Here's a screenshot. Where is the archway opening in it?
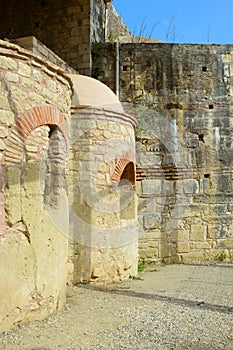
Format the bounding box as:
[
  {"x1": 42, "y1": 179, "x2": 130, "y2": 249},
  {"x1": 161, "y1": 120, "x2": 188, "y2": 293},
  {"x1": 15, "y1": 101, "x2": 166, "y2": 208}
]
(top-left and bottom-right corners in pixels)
[{"x1": 120, "y1": 161, "x2": 135, "y2": 186}]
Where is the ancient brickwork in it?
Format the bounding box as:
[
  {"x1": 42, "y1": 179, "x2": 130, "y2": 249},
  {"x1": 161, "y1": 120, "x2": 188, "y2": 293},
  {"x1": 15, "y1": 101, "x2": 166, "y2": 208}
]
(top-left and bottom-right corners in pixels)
[
  {"x1": 12, "y1": 37, "x2": 76, "y2": 74},
  {"x1": 0, "y1": 1, "x2": 130, "y2": 75},
  {"x1": 0, "y1": 40, "x2": 72, "y2": 332},
  {"x1": 0, "y1": 0, "x2": 91, "y2": 74},
  {"x1": 67, "y1": 106, "x2": 138, "y2": 284},
  {"x1": 93, "y1": 43, "x2": 233, "y2": 263}
]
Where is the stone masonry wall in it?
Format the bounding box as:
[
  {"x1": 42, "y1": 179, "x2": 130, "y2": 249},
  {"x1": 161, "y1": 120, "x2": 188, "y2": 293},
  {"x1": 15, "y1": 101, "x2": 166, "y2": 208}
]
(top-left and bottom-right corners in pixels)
[
  {"x1": 92, "y1": 43, "x2": 233, "y2": 263},
  {"x1": 0, "y1": 0, "x2": 91, "y2": 74},
  {"x1": 0, "y1": 40, "x2": 72, "y2": 332},
  {"x1": 106, "y1": 3, "x2": 131, "y2": 42},
  {"x1": 12, "y1": 36, "x2": 76, "y2": 74},
  {"x1": 0, "y1": 1, "x2": 131, "y2": 75},
  {"x1": 67, "y1": 107, "x2": 138, "y2": 284},
  {"x1": 91, "y1": 1, "x2": 131, "y2": 44}
]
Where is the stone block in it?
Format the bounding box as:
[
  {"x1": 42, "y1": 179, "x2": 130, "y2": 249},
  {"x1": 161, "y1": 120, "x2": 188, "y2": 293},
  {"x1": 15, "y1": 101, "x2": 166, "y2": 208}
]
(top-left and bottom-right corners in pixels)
[
  {"x1": 18, "y1": 62, "x2": 31, "y2": 77},
  {"x1": 159, "y1": 243, "x2": 177, "y2": 258},
  {"x1": 218, "y1": 174, "x2": 232, "y2": 192},
  {"x1": 143, "y1": 213, "x2": 161, "y2": 229},
  {"x1": 139, "y1": 229, "x2": 161, "y2": 241},
  {"x1": 177, "y1": 242, "x2": 190, "y2": 253},
  {"x1": 4, "y1": 167, "x2": 22, "y2": 225},
  {"x1": 5, "y1": 72, "x2": 19, "y2": 83},
  {"x1": 208, "y1": 224, "x2": 221, "y2": 239},
  {"x1": 0, "y1": 110, "x2": 15, "y2": 126},
  {"x1": 190, "y1": 225, "x2": 207, "y2": 241},
  {"x1": 138, "y1": 154, "x2": 161, "y2": 167},
  {"x1": 0, "y1": 126, "x2": 8, "y2": 138},
  {"x1": 0, "y1": 139, "x2": 5, "y2": 150},
  {"x1": 141, "y1": 179, "x2": 163, "y2": 195},
  {"x1": 181, "y1": 251, "x2": 204, "y2": 263},
  {"x1": 0, "y1": 96, "x2": 7, "y2": 108},
  {"x1": 21, "y1": 76, "x2": 34, "y2": 88},
  {"x1": 195, "y1": 242, "x2": 212, "y2": 249},
  {"x1": 225, "y1": 238, "x2": 233, "y2": 249},
  {"x1": 176, "y1": 179, "x2": 199, "y2": 194},
  {"x1": 11, "y1": 86, "x2": 28, "y2": 101},
  {"x1": 169, "y1": 229, "x2": 189, "y2": 242},
  {"x1": 0, "y1": 56, "x2": 17, "y2": 71}
]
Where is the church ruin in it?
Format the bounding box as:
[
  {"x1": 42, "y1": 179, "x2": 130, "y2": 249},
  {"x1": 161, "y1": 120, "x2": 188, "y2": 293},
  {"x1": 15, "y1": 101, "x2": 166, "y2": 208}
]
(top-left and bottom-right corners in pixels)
[{"x1": 0, "y1": 0, "x2": 232, "y2": 332}]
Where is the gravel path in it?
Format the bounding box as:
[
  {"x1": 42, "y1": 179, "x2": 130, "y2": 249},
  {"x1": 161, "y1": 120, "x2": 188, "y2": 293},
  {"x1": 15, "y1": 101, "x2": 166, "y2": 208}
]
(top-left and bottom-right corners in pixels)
[{"x1": 0, "y1": 264, "x2": 233, "y2": 350}]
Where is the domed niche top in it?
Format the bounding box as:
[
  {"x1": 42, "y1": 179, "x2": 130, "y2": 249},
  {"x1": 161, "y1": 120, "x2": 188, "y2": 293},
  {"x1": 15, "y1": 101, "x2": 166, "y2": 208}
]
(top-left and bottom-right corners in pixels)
[{"x1": 69, "y1": 74, "x2": 124, "y2": 113}]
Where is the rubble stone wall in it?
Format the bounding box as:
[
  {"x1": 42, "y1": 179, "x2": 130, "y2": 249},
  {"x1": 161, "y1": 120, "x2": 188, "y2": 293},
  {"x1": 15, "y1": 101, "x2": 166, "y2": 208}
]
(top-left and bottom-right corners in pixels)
[
  {"x1": 0, "y1": 0, "x2": 91, "y2": 74},
  {"x1": 67, "y1": 107, "x2": 138, "y2": 284},
  {"x1": 92, "y1": 43, "x2": 233, "y2": 263},
  {"x1": 0, "y1": 40, "x2": 72, "y2": 332}
]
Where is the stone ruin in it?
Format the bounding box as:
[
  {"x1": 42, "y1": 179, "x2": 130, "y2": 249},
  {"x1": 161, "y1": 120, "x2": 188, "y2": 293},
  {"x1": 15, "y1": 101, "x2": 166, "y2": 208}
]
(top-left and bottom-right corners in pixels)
[{"x1": 0, "y1": 0, "x2": 232, "y2": 332}]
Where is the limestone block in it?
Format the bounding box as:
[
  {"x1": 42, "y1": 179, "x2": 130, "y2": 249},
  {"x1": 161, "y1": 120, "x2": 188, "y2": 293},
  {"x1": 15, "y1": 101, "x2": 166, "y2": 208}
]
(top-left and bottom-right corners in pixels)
[
  {"x1": 218, "y1": 175, "x2": 232, "y2": 193},
  {"x1": 208, "y1": 224, "x2": 221, "y2": 239},
  {"x1": 0, "y1": 139, "x2": 5, "y2": 150},
  {"x1": 143, "y1": 213, "x2": 161, "y2": 229},
  {"x1": 0, "y1": 96, "x2": 7, "y2": 108},
  {"x1": 225, "y1": 238, "x2": 233, "y2": 249},
  {"x1": 139, "y1": 229, "x2": 161, "y2": 240},
  {"x1": 138, "y1": 154, "x2": 161, "y2": 167},
  {"x1": 141, "y1": 179, "x2": 162, "y2": 195},
  {"x1": 10, "y1": 86, "x2": 28, "y2": 101},
  {"x1": 18, "y1": 62, "x2": 31, "y2": 77},
  {"x1": 21, "y1": 76, "x2": 34, "y2": 89},
  {"x1": 181, "y1": 251, "x2": 204, "y2": 263},
  {"x1": 0, "y1": 234, "x2": 35, "y2": 333},
  {"x1": 195, "y1": 241, "x2": 212, "y2": 249},
  {"x1": 139, "y1": 247, "x2": 158, "y2": 260},
  {"x1": 5, "y1": 72, "x2": 19, "y2": 83},
  {"x1": 177, "y1": 242, "x2": 190, "y2": 253},
  {"x1": 0, "y1": 56, "x2": 17, "y2": 71},
  {"x1": 0, "y1": 126, "x2": 8, "y2": 138},
  {"x1": 169, "y1": 229, "x2": 189, "y2": 242},
  {"x1": 176, "y1": 179, "x2": 199, "y2": 194},
  {"x1": 159, "y1": 243, "x2": 177, "y2": 258},
  {"x1": 0, "y1": 110, "x2": 15, "y2": 126},
  {"x1": 190, "y1": 224, "x2": 207, "y2": 241},
  {"x1": 4, "y1": 167, "x2": 22, "y2": 225}
]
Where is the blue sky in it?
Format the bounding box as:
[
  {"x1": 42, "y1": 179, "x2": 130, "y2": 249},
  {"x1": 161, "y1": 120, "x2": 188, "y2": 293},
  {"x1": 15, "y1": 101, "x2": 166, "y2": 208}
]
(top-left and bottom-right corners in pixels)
[{"x1": 112, "y1": 0, "x2": 233, "y2": 44}]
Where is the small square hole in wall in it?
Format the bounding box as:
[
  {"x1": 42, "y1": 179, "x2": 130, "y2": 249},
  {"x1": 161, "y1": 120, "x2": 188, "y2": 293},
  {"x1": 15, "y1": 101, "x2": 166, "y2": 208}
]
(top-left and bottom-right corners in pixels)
[
  {"x1": 209, "y1": 104, "x2": 214, "y2": 109},
  {"x1": 204, "y1": 174, "x2": 210, "y2": 178},
  {"x1": 202, "y1": 66, "x2": 208, "y2": 72},
  {"x1": 122, "y1": 65, "x2": 128, "y2": 71}
]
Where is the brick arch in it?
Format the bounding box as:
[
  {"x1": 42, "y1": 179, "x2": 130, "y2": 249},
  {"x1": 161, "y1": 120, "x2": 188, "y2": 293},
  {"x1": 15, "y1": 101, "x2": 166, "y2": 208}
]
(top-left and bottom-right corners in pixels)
[
  {"x1": 112, "y1": 158, "x2": 136, "y2": 185},
  {"x1": 5, "y1": 105, "x2": 67, "y2": 164}
]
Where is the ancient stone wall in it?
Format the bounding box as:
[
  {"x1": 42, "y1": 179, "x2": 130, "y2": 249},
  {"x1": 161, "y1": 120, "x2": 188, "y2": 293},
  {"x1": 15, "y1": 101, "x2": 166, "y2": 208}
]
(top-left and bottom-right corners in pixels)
[
  {"x1": 0, "y1": 40, "x2": 72, "y2": 332},
  {"x1": 12, "y1": 37, "x2": 76, "y2": 74},
  {"x1": 67, "y1": 106, "x2": 138, "y2": 284},
  {"x1": 90, "y1": 1, "x2": 131, "y2": 44},
  {"x1": 0, "y1": 0, "x2": 91, "y2": 74},
  {"x1": 106, "y1": 3, "x2": 131, "y2": 42},
  {"x1": 92, "y1": 43, "x2": 233, "y2": 263},
  {"x1": 0, "y1": 1, "x2": 131, "y2": 75}
]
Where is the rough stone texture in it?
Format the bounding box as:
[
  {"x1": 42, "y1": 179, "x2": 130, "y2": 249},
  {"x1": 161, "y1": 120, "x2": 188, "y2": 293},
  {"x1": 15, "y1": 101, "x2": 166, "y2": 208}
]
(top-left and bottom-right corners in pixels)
[
  {"x1": 93, "y1": 43, "x2": 233, "y2": 264},
  {"x1": 0, "y1": 0, "x2": 91, "y2": 74},
  {"x1": 12, "y1": 36, "x2": 76, "y2": 74},
  {"x1": 0, "y1": 40, "x2": 72, "y2": 332},
  {"x1": 67, "y1": 107, "x2": 138, "y2": 284},
  {"x1": 0, "y1": 38, "x2": 138, "y2": 332},
  {"x1": 106, "y1": 3, "x2": 131, "y2": 42},
  {"x1": 0, "y1": 1, "x2": 129, "y2": 75}
]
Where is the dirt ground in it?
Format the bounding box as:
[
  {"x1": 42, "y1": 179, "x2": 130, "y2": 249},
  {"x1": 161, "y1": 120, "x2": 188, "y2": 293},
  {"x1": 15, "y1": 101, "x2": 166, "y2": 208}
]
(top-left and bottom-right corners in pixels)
[{"x1": 1, "y1": 263, "x2": 233, "y2": 350}]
